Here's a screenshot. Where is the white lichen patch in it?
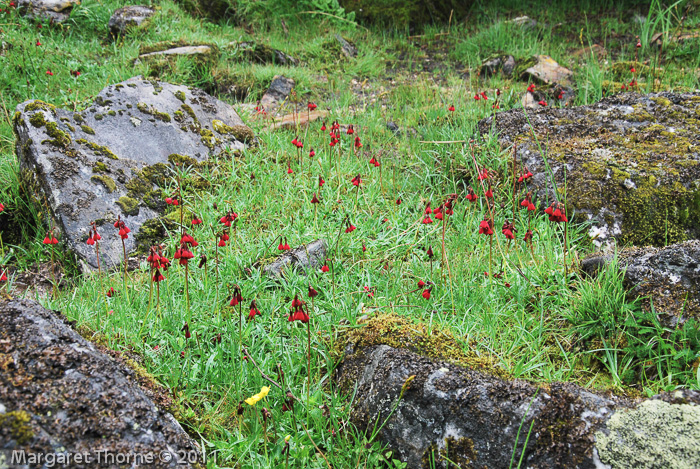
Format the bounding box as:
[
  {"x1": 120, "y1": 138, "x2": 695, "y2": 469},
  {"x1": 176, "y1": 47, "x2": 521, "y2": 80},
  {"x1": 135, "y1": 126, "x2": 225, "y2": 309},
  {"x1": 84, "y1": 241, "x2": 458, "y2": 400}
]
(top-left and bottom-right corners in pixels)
[{"x1": 595, "y1": 400, "x2": 700, "y2": 469}]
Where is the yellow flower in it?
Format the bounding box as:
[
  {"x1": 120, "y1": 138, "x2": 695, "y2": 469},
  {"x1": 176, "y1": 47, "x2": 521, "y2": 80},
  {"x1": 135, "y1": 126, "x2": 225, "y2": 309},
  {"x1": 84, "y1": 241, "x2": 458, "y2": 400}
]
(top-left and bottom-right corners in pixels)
[
  {"x1": 285, "y1": 435, "x2": 291, "y2": 443},
  {"x1": 244, "y1": 386, "x2": 270, "y2": 406}
]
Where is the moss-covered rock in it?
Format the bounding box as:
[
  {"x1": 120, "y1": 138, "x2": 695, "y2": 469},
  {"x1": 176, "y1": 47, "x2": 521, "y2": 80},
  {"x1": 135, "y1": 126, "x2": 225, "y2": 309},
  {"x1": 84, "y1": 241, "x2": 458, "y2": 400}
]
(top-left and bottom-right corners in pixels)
[
  {"x1": 339, "y1": 0, "x2": 471, "y2": 29},
  {"x1": 479, "y1": 92, "x2": 700, "y2": 247},
  {"x1": 90, "y1": 174, "x2": 117, "y2": 193},
  {"x1": 116, "y1": 196, "x2": 140, "y2": 216}
]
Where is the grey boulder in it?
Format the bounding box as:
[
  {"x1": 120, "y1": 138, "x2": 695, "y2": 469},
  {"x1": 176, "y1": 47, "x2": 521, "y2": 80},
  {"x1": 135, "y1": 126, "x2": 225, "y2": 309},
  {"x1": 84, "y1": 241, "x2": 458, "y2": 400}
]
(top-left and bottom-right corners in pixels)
[
  {"x1": 17, "y1": 0, "x2": 78, "y2": 23},
  {"x1": 14, "y1": 76, "x2": 254, "y2": 271},
  {"x1": 109, "y1": 5, "x2": 156, "y2": 37},
  {"x1": 0, "y1": 299, "x2": 201, "y2": 468}
]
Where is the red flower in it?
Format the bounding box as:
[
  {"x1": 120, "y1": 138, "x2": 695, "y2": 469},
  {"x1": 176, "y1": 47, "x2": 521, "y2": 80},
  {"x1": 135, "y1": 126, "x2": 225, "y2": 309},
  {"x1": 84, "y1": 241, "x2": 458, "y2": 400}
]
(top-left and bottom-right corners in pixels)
[
  {"x1": 544, "y1": 201, "x2": 568, "y2": 223},
  {"x1": 308, "y1": 286, "x2": 319, "y2": 298},
  {"x1": 484, "y1": 188, "x2": 493, "y2": 199},
  {"x1": 0, "y1": 270, "x2": 7, "y2": 282},
  {"x1": 396, "y1": 198, "x2": 402, "y2": 205},
  {"x1": 523, "y1": 229, "x2": 533, "y2": 243},
  {"x1": 106, "y1": 287, "x2": 116, "y2": 297},
  {"x1": 422, "y1": 216, "x2": 433, "y2": 224},
  {"x1": 351, "y1": 174, "x2": 361, "y2": 186},
  {"x1": 191, "y1": 216, "x2": 203, "y2": 225},
  {"x1": 321, "y1": 263, "x2": 330, "y2": 273},
  {"x1": 345, "y1": 223, "x2": 356, "y2": 234},
  {"x1": 477, "y1": 168, "x2": 489, "y2": 181},
  {"x1": 309, "y1": 149, "x2": 316, "y2": 158},
  {"x1": 538, "y1": 100, "x2": 547, "y2": 107},
  {"x1": 321, "y1": 122, "x2": 327, "y2": 131},
  {"x1": 630, "y1": 67, "x2": 636, "y2": 73},
  {"x1": 448, "y1": 104, "x2": 455, "y2": 112},
  {"x1": 473, "y1": 94, "x2": 480, "y2": 101},
  {"x1": 478, "y1": 217, "x2": 493, "y2": 236},
  {"x1": 346, "y1": 124, "x2": 355, "y2": 135},
  {"x1": 354, "y1": 136, "x2": 362, "y2": 148},
  {"x1": 220, "y1": 212, "x2": 238, "y2": 227},
  {"x1": 310, "y1": 193, "x2": 320, "y2": 204},
  {"x1": 308, "y1": 102, "x2": 317, "y2": 111},
  {"x1": 501, "y1": 221, "x2": 516, "y2": 240},
  {"x1": 480, "y1": 91, "x2": 488, "y2": 100},
  {"x1": 180, "y1": 232, "x2": 198, "y2": 247},
  {"x1": 527, "y1": 83, "x2": 535, "y2": 93},
  {"x1": 46, "y1": 69, "x2": 53, "y2": 76},
  {"x1": 152, "y1": 269, "x2": 165, "y2": 282},
  {"x1": 417, "y1": 280, "x2": 425, "y2": 288},
  {"x1": 287, "y1": 165, "x2": 294, "y2": 174},
  {"x1": 520, "y1": 192, "x2": 536, "y2": 211},
  {"x1": 229, "y1": 286, "x2": 243, "y2": 306},
  {"x1": 36, "y1": 40, "x2": 42, "y2": 46},
  {"x1": 174, "y1": 245, "x2": 194, "y2": 265},
  {"x1": 422, "y1": 288, "x2": 431, "y2": 300},
  {"x1": 319, "y1": 176, "x2": 325, "y2": 188},
  {"x1": 248, "y1": 300, "x2": 261, "y2": 320},
  {"x1": 466, "y1": 187, "x2": 477, "y2": 202},
  {"x1": 0, "y1": 203, "x2": 4, "y2": 212},
  {"x1": 71, "y1": 70, "x2": 81, "y2": 77},
  {"x1": 426, "y1": 246, "x2": 434, "y2": 258},
  {"x1": 182, "y1": 322, "x2": 191, "y2": 339},
  {"x1": 43, "y1": 232, "x2": 58, "y2": 244}
]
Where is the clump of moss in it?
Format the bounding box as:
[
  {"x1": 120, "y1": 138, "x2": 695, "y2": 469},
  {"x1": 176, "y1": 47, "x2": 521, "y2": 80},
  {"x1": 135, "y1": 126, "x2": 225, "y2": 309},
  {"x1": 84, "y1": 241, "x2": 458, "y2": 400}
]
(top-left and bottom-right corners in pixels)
[
  {"x1": 107, "y1": 110, "x2": 117, "y2": 116},
  {"x1": 135, "y1": 216, "x2": 179, "y2": 253},
  {"x1": 116, "y1": 196, "x2": 140, "y2": 216},
  {"x1": 168, "y1": 153, "x2": 198, "y2": 167},
  {"x1": 73, "y1": 113, "x2": 85, "y2": 124},
  {"x1": 137, "y1": 102, "x2": 171, "y2": 122},
  {"x1": 175, "y1": 90, "x2": 186, "y2": 102},
  {"x1": 24, "y1": 100, "x2": 55, "y2": 113},
  {"x1": 76, "y1": 139, "x2": 119, "y2": 160},
  {"x1": 94, "y1": 114, "x2": 104, "y2": 121},
  {"x1": 0, "y1": 410, "x2": 34, "y2": 445},
  {"x1": 141, "y1": 162, "x2": 170, "y2": 185},
  {"x1": 43, "y1": 122, "x2": 72, "y2": 148},
  {"x1": 80, "y1": 124, "x2": 95, "y2": 135},
  {"x1": 335, "y1": 313, "x2": 506, "y2": 377},
  {"x1": 212, "y1": 119, "x2": 255, "y2": 142},
  {"x1": 90, "y1": 174, "x2": 117, "y2": 192},
  {"x1": 29, "y1": 112, "x2": 47, "y2": 128},
  {"x1": 92, "y1": 161, "x2": 109, "y2": 173},
  {"x1": 199, "y1": 128, "x2": 217, "y2": 149}
]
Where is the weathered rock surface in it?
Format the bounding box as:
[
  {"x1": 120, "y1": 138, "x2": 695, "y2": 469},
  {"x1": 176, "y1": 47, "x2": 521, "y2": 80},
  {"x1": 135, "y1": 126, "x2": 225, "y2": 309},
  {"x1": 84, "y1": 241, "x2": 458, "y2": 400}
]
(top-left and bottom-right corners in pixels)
[
  {"x1": 582, "y1": 240, "x2": 700, "y2": 327},
  {"x1": 478, "y1": 92, "x2": 700, "y2": 247},
  {"x1": 139, "y1": 45, "x2": 215, "y2": 61},
  {"x1": 337, "y1": 339, "x2": 700, "y2": 469},
  {"x1": 234, "y1": 42, "x2": 298, "y2": 66},
  {"x1": 17, "y1": 0, "x2": 78, "y2": 23},
  {"x1": 269, "y1": 109, "x2": 329, "y2": 131},
  {"x1": 479, "y1": 54, "x2": 515, "y2": 78},
  {"x1": 335, "y1": 34, "x2": 358, "y2": 58},
  {"x1": 14, "y1": 76, "x2": 253, "y2": 270},
  {"x1": 108, "y1": 5, "x2": 156, "y2": 37},
  {"x1": 519, "y1": 54, "x2": 573, "y2": 86},
  {"x1": 0, "y1": 299, "x2": 201, "y2": 468},
  {"x1": 259, "y1": 75, "x2": 295, "y2": 112},
  {"x1": 261, "y1": 239, "x2": 327, "y2": 278}
]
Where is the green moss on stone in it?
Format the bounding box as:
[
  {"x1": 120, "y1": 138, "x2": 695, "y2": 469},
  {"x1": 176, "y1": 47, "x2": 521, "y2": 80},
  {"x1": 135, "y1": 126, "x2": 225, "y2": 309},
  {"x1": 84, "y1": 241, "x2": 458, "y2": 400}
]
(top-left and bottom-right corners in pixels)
[
  {"x1": 76, "y1": 139, "x2": 119, "y2": 160},
  {"x1": 24, "y1": 100, "x2": 55, "y2": 113},
  {"x1": 168, "y1": 153, "x2": 198, "y2": 167},
  {"x1": 108, "y1": 110, "x2": 117, "y2": 116},
  {"x1": 92, "y1": 161, "x2": 109, "y2": 173},
  {"x1": 90, "y1": 174, "x2": 117, "y2": 192},
  {"x1": 29, "y1": 112, "x2": 47, "y2": 128},
  {"x1": 80, "y1": 124, "x2": 95, "y2": 135},
  {"x1": 212, "y1": 119, "x2": 255, "y2": 142},
  {"x1": 141, "y1": 162, "x2": 170, "y2": 185},
  {"x1": 0, "y1": 410, "x2": 34, "y2": 445},
  {"x1": 116, "y1": 196, "x2": 140, "y2": 216},
  {"x1": 95, "y1": 114, "x2": 104, "y2": 121},
  {"x1": 175, "y1": 90, "x2": 186, "y2": 102},
  {"x1": 43, "y1": 122, "x2": 72, "y2": 148},
  {"x1": 73, "y1": 113, "x2": 85, "y2": 124},
  {"x1": 135, "y1": 216, "x2": 179, "y2": 253}
]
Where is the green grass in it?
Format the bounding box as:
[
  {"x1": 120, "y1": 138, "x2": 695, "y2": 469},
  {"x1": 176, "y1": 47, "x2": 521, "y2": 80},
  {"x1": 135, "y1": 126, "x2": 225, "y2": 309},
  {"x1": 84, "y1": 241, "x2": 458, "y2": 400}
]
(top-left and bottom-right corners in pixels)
[{"x1": 1, "y1": 0, "x2": 699, "y2": 466}]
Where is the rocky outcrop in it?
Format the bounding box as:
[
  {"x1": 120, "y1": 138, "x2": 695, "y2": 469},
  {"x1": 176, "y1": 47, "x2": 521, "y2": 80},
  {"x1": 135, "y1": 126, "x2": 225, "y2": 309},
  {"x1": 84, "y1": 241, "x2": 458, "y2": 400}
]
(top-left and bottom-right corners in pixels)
[
  {"x1": 0, "y1": 299, "x2": 201, "y2": 468},
  {"x1": 17, "y1": 0, "x2": 78, "y2": 23},
  {"x1": 259, "y1": 75, "x2": 295, "y2": 112},
  {"x1": 260, "y1": 239, "x2": 327, "y2": 278},
  {"x1": 234, "y1": 42, "x2": 298, "y2": 66},
  {"x1": 582, "y1": 240, "x2": 700, "y2": 327},
  {"x1": 336, "y1": 320, "x2": 700, "y2": 469},
  {"x1": 478, "y1": 92, "x2": 700, "y2": 247},
  {"x1": 13, "y1": 76, "x2": 253, "y2": 270},
  {"x1": 335, "y1": 34, "x2": 358, "y2": 58},
  {"x1": 138, "y1": 43, "x2": 217, "y2": 63},
  {"x1": 108, "y1": 5, "x2": 156, "y2": 37}
]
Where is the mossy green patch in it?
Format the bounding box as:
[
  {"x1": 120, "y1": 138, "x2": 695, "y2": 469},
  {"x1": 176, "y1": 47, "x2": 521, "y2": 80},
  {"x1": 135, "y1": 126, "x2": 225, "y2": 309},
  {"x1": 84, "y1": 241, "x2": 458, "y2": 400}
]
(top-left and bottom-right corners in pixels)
[
  {"x1": 212, "y1": 119, "x2": 255, "y2": 142},
  {"x1": 76, "y1": 139, "x2": 118, "y2": 160},
  {"x1": 334, "y1": 313, "x2": 506, "y2": 381},
  {"x1": 94, "y1": 114, "x2": 104, "y2": 121},
  {"x1": 137, "y1": 102, "x2": 171, "y2": 122},
  {"x1": 92, "y1": 161, "x2": 109, "y2": 173},
  {"x1": 116, "y1": 196, "x2": 140, "y2": 216},
  {"x1": 43, "y1": 122, "x2": 72, "y2": 148},
  {"x1": 168, "y1": 153, "x2": 198, "y2": 167},
  {"x1": 175, "y1": 90, "x2": 186, "y2": 102},
  {"x1": 80, "y1": 124, "x2": 95, "y2": 135},
  {"x1": 29, "y1": 112, "x2": 47, "y2": 128},
  {"x1": 24, "y1": 100, "x2": 55, "y2": 113},
  {"x1": 90, "y1": 174, "x2": 117, "y2": 192},
  {"x1": 135, "y1": 216, "x2": 179, "y2": 253},
  {"x1": 0, "y1": 410, "x2": 34, "y2": 445}
]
